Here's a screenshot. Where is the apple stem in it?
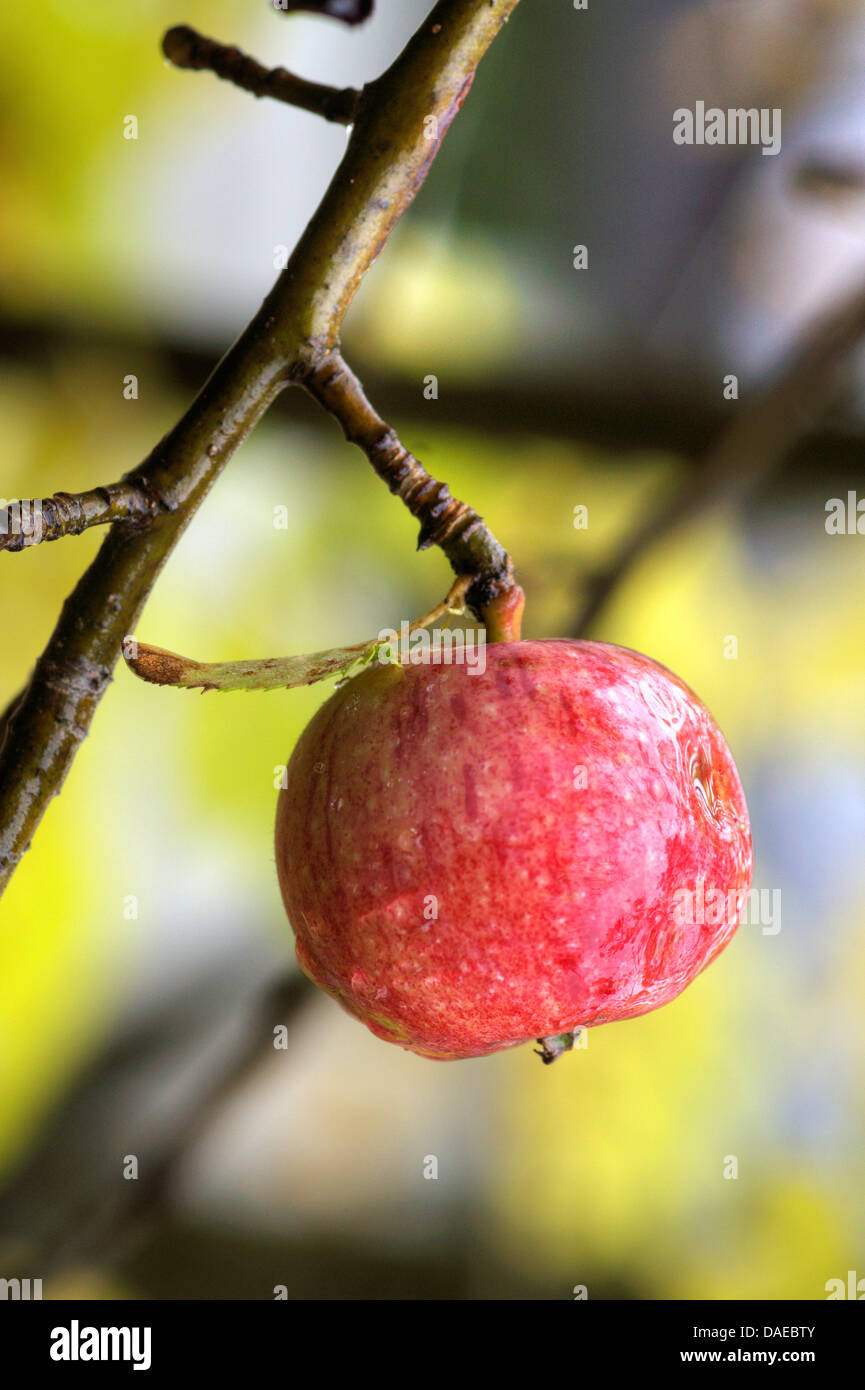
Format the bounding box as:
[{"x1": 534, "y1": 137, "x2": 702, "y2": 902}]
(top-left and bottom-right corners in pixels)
[
  {"x1": 482, "y1": 585, "x2": 525, "y2": 644},
  {"x1": 535, "y1": 1029, "x2": 581, "y2": 1064}
]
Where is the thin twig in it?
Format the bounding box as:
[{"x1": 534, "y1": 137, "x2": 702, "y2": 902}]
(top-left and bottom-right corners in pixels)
[
  {"x1": 162, "y1": 25, "x2": 361, "y2": 124},
  {"x1": 303, "y1": 352, "x2": 514, "y2": 616},
  {"x1": 0, "y1": 482, "x2": 162, "y2": 552},
  {"x1": 410, "y1": 574, "x2": 472, "y2": 629}
]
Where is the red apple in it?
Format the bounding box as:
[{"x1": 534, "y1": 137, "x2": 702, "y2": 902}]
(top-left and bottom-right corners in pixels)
[{"x1": 275, "y1": 640, "x2": 752, "y2": 1060}]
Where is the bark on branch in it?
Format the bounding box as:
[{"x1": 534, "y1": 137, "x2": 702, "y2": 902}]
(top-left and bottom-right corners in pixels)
[
  {"x1": 0, "y1": 483, "x2": 163, "y2": 552},
  {"x1": 302, "y1": 352, "x2": 514, "y2": 614}
]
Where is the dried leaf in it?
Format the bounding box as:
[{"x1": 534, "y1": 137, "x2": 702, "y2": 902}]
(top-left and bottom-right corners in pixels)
[
  {"x1": 122, "y1": 634, "x2": 395, "y2": 693},
  {"x1": 122, "y1": 577, "x2": 473, "y2": 695}
]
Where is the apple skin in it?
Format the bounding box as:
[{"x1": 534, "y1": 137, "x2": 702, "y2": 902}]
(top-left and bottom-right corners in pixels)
[{"x1": 275, "y1": 640, "x2": 752, "y2": 1060}]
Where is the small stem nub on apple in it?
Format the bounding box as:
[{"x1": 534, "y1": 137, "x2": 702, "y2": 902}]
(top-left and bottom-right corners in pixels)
[
  {"x1": 482, "y1": 585, "x2": 525, "y2": 644},
  {"x1": 535, "y1": 1029, "x2": 581, "y2": 1064}
]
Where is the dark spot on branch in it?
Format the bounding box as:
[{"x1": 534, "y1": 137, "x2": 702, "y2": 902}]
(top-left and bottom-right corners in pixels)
[{"x1": 272, "y1": 0, "x2": 374, "y2": 24}]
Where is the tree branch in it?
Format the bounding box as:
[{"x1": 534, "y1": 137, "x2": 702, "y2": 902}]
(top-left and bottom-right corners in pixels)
[
  {"x1": 302, "y1": 351, "x2": 514, "y2": 615},
  {"x1": 0, "y1": 483, "x2": 162, "y2": 552},
  {"x1": 0, "y1": 0, "x2": 520, "y2": 898},
  {"x1": 162, "y1": 24, "x2": 361, "y2": 124}
]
